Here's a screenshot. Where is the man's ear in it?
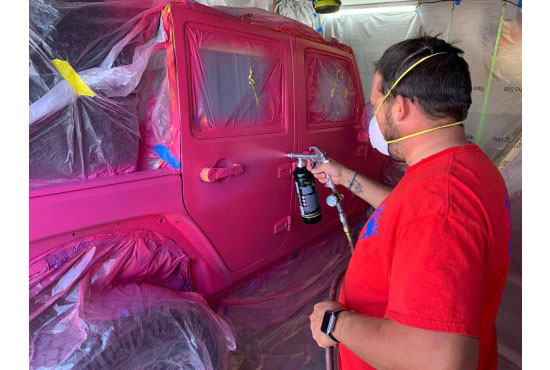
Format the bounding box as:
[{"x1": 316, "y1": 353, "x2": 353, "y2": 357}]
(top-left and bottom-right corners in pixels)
[{"x1": 394, "y1": 95, "x2": 409, "y2": 122}]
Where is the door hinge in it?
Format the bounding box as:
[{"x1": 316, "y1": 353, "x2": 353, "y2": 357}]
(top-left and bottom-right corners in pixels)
[
  {"x1": 356, "y1": 144, "x2": 367, "y2": 158},
  {"x1": 277, "y1": 163, "x2": 293, "y2": 179},
  {"x1": 273, "y1": 216, "x2": 291, "y2": 235}
]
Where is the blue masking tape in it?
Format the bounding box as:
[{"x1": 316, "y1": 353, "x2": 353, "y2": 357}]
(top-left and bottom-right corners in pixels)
[{"x1": 153, "y1": 145, "x2": 181, "y2": 169}]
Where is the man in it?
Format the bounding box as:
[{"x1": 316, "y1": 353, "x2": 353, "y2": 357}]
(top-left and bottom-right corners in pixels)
[{"x1": 308, "y1": 33, "x2": 511, "y2": 369}]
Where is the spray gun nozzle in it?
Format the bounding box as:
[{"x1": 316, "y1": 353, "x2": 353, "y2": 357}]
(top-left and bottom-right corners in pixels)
[
  {"x1": 287, "y1": 153, "x2": 319, "y2": 168},
  {"x1": 287, "y1": 153, "x2": 317, "y2": 160},
  {"x1": 287, "y1": 146, "x2": 328, "y2": 167}
]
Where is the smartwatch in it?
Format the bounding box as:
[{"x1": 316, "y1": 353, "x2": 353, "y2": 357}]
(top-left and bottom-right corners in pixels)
[{"x1": 320, "y1": 309, "x2": 348, "y2": 343}]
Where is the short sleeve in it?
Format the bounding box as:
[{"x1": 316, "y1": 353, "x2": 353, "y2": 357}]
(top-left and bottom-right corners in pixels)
[{"x1": 384, "y1": 214, "x2": 487, "y2": 337}]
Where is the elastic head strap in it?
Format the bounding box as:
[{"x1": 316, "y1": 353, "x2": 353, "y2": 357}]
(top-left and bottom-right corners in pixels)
[
  {"x1": 386, "y1": 121, "x2": 464, "y2": 144},
  {"x1": 374, "y1": 52, "x2": 448, "y2": 116}
]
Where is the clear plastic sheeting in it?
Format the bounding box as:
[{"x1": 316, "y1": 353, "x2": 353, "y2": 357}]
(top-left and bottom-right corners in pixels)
[
  {"x1": 321, "y1": 8, "x2": 417, "y2": 100},
  {"x1": 29, "y1": 0, "x2": 181, "y2": 187},
  {"x1": 196, "y1": 0, "x2": 273, "y2": 10},
  {"x1": 496, "y1": 152, "x2": 522, "y2": 369},
  {"x1": 216, "y1": 6, "x2": 352, "y2": 54},
  {"x1": 321, "y1": 0, "x2": 522, "y2": 164},
  {"x1": 499, "y1": 139, "x2": 521, "y2": 198},
  {"x1": 28, "y1": 0, "x2": 353, "y2": 187},
  {"x1": 275, "y1": 0, "x2": 318, "y2": 30},
  {"x1": 218, "y1": 6, "x2": 320, "y2": 42},
  {"x1": 307, "y1": 52, "x2": 359, "y2": 124},
  {"x1": 214, "y1": 222, "x2": 363, "y2": 369},
  {"x1": 30, "y1": 95, "x2": 140, "y2": 185},
  {"x1": 29, "y1": 230, "x2": 235, "y2": 370},
  {"x1": 188, "y1": 26, "x2": 283, "y2": 136},
  {"x1": 469, "y1": 3, "x2": 522, "y2": 165}
]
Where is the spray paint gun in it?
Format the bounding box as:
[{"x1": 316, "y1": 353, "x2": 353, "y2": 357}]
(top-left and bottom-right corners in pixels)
[{"x1": 287, "y1": 146, "x2": 354, "y2": 253}]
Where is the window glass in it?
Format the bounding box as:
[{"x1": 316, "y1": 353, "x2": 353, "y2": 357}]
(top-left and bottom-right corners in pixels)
[
  {"x1": 307, "y1": 52, "x2": 358, "y2": 124},
  {"x1": 188, "y1": 26, "x2": 283, "y2": 136}
]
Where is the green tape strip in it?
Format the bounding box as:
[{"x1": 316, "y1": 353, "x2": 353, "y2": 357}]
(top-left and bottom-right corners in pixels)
[{"x1": 474, "y1": 4, "x2": 506, "y2": 144}]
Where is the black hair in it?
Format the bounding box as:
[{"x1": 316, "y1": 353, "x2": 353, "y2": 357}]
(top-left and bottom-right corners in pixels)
[{"x1": 375, "y1": 29, "x2": 472, "y2": 122}]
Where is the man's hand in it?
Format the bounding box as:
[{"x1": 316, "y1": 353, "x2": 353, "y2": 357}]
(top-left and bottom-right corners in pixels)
[
  {"x1": 306, "y1": 158, "x2": 352, "y2": 187},
  {"x1": 309, "y1": 301, "x2": 347, "y2": 348},
  {"x1": 306, "y1": 157, "x2": 391, "y2": 208}
]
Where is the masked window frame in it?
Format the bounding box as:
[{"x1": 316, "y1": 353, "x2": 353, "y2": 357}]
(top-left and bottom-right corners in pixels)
[
  {"x1": 186, "y1": 23, "x2": 286, "y2": 140},
  {"x1": 305, "y1": 49, "x2": 360, "y2": 129}
]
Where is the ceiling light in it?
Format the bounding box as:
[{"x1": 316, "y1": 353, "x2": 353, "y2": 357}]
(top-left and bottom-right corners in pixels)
[{"x1": 324, "y1": 3, "x2": 418, "y2": 17}]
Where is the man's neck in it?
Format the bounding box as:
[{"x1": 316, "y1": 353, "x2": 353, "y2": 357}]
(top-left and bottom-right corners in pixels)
[{"x1": 403, "y1": 128, "x2": 470, "y2": 166}]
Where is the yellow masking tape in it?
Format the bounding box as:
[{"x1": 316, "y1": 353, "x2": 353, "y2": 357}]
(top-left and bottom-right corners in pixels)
[
  {"x1": 248, "y1": 67, "x2": 259, "y2": 106},
  {"x1": 330, "y1": 69, "x2": 344, "y2": 98},
  {"x1": 51, "y1": 59, "x2": 95, "y2": 97}
]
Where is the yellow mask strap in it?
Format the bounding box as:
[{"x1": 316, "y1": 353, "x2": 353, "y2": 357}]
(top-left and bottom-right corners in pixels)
[
  {"x1": 386, "y1": 121, "x2": 464, "y2": 144},
  {"x1": 374, "y1": 52, "x2": 447, "y2": 116}
]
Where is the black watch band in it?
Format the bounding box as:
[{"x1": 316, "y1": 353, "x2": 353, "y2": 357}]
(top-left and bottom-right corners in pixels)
[{"x1": 320, "y1": 308, "x2": 347, "y2": 343}]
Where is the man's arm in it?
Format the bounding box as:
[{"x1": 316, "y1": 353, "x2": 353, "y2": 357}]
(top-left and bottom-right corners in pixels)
[
  {"x1": 310, "y1": 302, "x2": 479, "y2": 370},
  {"x1": 307, "y1": 159, "x2": 392, "y2": 208}
]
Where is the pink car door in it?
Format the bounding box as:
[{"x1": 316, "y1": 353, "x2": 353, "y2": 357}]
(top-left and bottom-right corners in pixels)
[
  {"x1": 291, "y1": 40, "x2": 385, "y2": 239},
  {"x1": 171, "y1": 7, "x2": 294, "y2": 271}
]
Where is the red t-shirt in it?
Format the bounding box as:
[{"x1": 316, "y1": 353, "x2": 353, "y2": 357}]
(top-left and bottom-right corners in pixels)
[{"x1": 338, "y1": 144, "x2": 511, "y2": 369}]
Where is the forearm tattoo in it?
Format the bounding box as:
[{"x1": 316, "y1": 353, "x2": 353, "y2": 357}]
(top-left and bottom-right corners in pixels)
[{"x1": 351, "y1": 179, "x2": 363, "y2": 195}]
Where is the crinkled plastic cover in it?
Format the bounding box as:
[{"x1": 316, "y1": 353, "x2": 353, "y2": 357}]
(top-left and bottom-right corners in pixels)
[
  {"x1": 29, "y1": 0, "x2": 182, "y2": 187},
  {"x1": 215, "y1": 5, "x2": 351, "y2": 53},
  {"x1": 307, "y1": 52, "x2": 359, "y2": 124},
  {"x1": 321, "y1": 1, "x2": 522, "y2": 169},
  {"x1": 188, "y1": 26, "x2": 282, "y2": 135},
  {"x1": 214, "y1": 222, "x2": 362, "y2": 369},
  {"x1": 29, "y1": 0, "x2": 352, "y2": 187},
  {"x1": 29, "y1": 231, "x2": 235, "y2": 369}
]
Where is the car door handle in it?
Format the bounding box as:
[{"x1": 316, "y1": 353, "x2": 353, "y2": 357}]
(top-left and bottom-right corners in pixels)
[{"x1": 200, "y1": 163, "x2": 244, "y2": 182}]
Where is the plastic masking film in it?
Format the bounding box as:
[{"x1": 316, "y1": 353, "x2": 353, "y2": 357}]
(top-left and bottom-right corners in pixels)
[
  {"x1": 216, "y1": 6, "x2": 352, "y2": 53},
  {"x1": 29, "y1": 0, "x2": 353, "y2": 187},
  {"x1": 29, "y1": 230, "x2": 235, "y2": 370},
  {"x1": 29, "y1": 0, "x2": 182, "y2": 187},
  {"x1": 275, "y1": 0, "x2": 319, "y2": 30},
  {"x1": 187, "y1": 26, "x2": 283, "y2": 134},
  {"x1": 321, "y1": 0, "x2": 521, "y2": 164},
  {"x1": 307, "y1": 52, "x2": 359, "y2": 124},
  {"x1": 196, "y1": 0, "x2": 273, "y2": 10},
  {"x1": 214, "y1": 221, "x2": 364, "y2": 370}
]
